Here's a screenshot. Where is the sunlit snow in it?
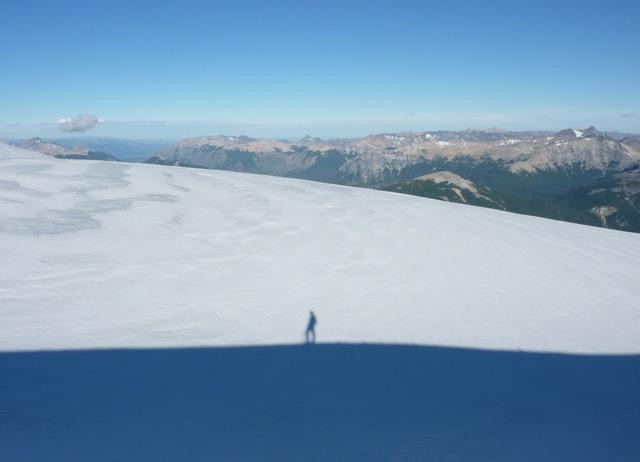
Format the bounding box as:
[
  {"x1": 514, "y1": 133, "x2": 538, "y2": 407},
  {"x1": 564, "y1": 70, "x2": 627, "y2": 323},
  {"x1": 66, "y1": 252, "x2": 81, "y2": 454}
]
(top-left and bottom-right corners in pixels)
[{"x1": 1, "y1": 143, "x2": 640, "y2": 353}]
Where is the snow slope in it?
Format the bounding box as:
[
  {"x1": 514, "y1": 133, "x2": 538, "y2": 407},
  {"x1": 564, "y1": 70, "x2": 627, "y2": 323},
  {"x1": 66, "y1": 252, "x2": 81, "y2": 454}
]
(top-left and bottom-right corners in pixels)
[
  {"x1": 2, "y1": 144, "x2": 640, "y2": 462},
  {"x1": 0, "y1": 142, "x2": 48, "y2": 160},
  {"x1": 1, "y1": 143, "x2": 640, "y2": 353}
]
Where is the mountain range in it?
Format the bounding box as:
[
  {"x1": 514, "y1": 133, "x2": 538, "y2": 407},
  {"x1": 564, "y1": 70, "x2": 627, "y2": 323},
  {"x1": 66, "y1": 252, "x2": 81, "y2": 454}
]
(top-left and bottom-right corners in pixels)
[
  {"x1": 14, "y1": 137, "x2": 120, "y2": 161},
  {"x1": 9, "y1": 128, "x2": 640, "y2": 232},
  {"x1": 47, "y1": 136, "x2": 174, "y2": 162},
  {"x1": 143, "y1": 127, "x2": 640, "y2": 232}
]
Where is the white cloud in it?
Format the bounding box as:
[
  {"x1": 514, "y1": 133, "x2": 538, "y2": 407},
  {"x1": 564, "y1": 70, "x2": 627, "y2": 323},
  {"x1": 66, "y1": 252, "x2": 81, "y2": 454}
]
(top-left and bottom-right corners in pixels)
[{"x1": 57, "y1": 113, "x2": 100, "y2": 132}]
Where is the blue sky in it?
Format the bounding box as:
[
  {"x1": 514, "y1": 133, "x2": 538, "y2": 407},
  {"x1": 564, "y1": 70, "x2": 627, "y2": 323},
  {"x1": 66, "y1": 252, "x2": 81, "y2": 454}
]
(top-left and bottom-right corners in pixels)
[{"x1": 1, "y1": 0, "x2": 639, "y2": 139}]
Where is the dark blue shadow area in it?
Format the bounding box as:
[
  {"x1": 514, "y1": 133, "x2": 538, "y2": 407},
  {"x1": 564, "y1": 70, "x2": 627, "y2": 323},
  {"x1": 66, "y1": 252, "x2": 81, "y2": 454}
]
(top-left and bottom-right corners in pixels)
[{"x1": 1, "y1": 344, "x2": 639, "y2": 461}]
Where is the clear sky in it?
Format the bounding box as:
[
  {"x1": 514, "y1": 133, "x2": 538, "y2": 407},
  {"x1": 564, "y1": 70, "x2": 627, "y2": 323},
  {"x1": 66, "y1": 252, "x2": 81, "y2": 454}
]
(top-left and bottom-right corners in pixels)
[{"x1": 1, "y1": 0, "x2": 639, "y2": 139}]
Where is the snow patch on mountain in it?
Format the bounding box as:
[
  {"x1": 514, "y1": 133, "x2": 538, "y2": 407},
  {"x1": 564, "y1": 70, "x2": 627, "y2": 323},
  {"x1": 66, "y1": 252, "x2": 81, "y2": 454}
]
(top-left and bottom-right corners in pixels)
[{"x1": 383, "y1": 134, "x2": 406, "y2": 144}]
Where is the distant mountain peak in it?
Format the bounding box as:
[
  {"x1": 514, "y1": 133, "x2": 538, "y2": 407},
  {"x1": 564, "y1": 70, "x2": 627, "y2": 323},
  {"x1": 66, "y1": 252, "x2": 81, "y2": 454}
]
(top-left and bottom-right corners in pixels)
[
  {"x1": 553, "y1": 128, "x2": 582, "y2": 140},
  {"x1": 553, "y1": 127, "x2": 600, "y2": 142},
  {"x1": 465, "y1": 126, "x2": 505, "y2": 134},
  {"x1": 582, "y1": 126, "x2": 599, "y2": 137},
  {"x1": 299, "y1": 134, "x2": 323, "y2": 143}
]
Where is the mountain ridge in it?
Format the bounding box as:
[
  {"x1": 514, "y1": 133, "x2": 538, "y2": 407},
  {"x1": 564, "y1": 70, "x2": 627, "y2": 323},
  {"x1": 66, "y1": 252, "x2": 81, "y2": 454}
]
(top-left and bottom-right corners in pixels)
[
  {"x1": 15, "y1": 137, "x2": 120, "y2": 161},
  {"x1": 147, "y1": 127, "x2": 640, "y2": 177},
  {"x1": 143, "y1": 127, "x2": 640, "y2": 232}
]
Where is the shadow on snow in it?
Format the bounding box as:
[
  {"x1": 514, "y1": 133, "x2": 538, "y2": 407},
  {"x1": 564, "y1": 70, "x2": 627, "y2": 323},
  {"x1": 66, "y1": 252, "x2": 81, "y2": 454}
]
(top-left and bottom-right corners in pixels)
[{"x1": 1, "y1": 343, "x2": 639, "y2": 461}]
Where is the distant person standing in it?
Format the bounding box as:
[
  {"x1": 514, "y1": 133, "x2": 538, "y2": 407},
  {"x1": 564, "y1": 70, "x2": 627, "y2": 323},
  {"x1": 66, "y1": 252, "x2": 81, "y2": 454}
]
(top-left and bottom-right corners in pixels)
[{"x1": 305, "y1": 311, "x2": 317, "y2": 344}]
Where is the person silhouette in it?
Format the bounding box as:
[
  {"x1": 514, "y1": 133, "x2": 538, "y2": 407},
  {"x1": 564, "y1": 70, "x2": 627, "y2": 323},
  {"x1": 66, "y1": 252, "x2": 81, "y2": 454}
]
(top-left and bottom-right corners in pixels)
[{"x1": 305, "y1": 311, "x2": 317, "y2": 344}]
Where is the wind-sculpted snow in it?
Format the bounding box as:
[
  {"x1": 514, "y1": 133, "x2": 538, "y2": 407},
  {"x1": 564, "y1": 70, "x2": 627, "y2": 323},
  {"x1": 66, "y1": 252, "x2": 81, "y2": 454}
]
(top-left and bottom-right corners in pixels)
[
  {"x1": 1, "y1": 143, "x2": 640, "y2": 353},
  {"x1": 0, "y1": 161, "x2": 175, "y2": 235}
]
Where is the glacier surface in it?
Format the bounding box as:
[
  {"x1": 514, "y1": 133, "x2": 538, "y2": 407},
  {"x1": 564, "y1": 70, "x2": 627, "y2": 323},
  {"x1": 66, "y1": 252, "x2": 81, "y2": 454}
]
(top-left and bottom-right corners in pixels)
[{"x1": 1, "y1": 143, "x2": 639, "y2": 353}]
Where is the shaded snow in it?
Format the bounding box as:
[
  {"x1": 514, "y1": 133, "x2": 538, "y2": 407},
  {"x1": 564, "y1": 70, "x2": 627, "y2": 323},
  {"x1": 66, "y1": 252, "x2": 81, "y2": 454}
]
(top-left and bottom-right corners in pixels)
[{"x1": 2, "y1": 345, "x2": 639, "y2": 462}]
